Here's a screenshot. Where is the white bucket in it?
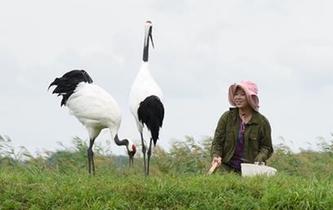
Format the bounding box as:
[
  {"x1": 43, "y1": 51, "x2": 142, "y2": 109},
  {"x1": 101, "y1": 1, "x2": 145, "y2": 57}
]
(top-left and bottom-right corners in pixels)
[{"x1": 241, "y1": 163, "x2": 277, "y2": 177}]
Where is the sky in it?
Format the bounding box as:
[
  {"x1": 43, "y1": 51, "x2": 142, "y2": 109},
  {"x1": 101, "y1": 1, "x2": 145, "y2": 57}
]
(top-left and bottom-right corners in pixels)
[{"x1": 0, "y1": 0, "x2": 332, "y2": 156}]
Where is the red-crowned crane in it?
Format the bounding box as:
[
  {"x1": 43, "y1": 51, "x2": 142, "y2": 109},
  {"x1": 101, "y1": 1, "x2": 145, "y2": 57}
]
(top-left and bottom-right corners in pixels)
[
  {"x1": 129, "y1": 21, "x2": 165, "y2": 176},
  {"x1": 49, "y1": 70, "x2": 136, "y2": 175}
]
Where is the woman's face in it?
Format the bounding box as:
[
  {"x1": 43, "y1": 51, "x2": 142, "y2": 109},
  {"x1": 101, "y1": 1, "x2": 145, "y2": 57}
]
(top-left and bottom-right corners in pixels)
[{"x1": 233, "y1": 87, "x2": 249, "y2": 109}]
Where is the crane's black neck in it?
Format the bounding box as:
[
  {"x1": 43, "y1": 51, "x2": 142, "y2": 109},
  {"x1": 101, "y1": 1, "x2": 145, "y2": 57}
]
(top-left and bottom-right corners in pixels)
[
  {"x1": 142, "y1": 26, "x2": 152, "y2": 62},
  {"x1": 143, "y1": 39, "x2": 149, "y2": 62},
  {"x1": 114, "y1": 134, "x2": 129, "y2": 147}
]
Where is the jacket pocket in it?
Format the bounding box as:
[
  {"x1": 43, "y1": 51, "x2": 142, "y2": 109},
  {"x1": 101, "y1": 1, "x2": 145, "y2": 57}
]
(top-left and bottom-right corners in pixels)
[
  {"x1": 249, "y1": 135, "x2": 257, "y2": 141},
  {"x1": 248, "y1": 133, "x2": 259, "y2": 154}
]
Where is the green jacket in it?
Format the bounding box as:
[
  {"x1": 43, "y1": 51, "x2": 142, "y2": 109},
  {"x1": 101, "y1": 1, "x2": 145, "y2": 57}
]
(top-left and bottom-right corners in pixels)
[{"x1": 211, "y1": 108, "x2": 273, "y2": 164}]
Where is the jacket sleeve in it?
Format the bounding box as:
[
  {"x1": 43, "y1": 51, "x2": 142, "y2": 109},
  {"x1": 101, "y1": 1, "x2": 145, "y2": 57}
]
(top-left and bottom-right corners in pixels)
[
  {"x1": 255, "y1": 117, "x2": 273, "y2": 162},
  {"x1": 211, "y1": 111, "x2": 229, "y2": 158}
]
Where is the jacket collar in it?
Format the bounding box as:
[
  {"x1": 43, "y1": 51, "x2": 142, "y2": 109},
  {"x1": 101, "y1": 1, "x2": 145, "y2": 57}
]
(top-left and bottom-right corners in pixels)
[{"x1": 229, "y1": 107, "x2": 260, "y2": 125}]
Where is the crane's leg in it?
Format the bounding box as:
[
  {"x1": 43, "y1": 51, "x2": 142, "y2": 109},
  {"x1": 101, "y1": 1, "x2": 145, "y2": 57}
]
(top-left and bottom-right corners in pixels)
[
  {"x1": 147, "y1": 138, "x2": 153, "y2": 176},
  {"x1": 87, "y1": 138, "x2": 96, "y2": 175},
  {"x1": 129, "y1": 154, "x2": 134, "y2": 167},
  {"x1": 140, "y1": 132, "x2": 147, "y2": 176}
]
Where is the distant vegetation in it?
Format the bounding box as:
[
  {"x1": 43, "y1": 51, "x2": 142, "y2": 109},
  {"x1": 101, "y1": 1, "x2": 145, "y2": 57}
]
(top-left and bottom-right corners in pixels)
[{"x1": 1, "y1": 134, "x2": 333, "y2": 209}]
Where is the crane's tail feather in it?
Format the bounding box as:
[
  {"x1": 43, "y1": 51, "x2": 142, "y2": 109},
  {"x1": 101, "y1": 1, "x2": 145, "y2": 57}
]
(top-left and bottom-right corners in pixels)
[
  {"x1": 48, "y1": 70, "x2": 93, "y2": 106},
  {"x1": 138, "y1": 95, "x2": 164, "y2": 146}
]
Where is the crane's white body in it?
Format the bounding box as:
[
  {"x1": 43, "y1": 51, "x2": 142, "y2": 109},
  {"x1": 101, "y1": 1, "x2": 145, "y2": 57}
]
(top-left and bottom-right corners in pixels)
[
  {"x1": 50, "y1": 69, "x2": 136, "y2": 174},
  {"x1": 129, "y1": 62, "x2": 163, "y2": 133},
  {"x1": 66, "y1": 82, "x2": 121, "y2": 140}
]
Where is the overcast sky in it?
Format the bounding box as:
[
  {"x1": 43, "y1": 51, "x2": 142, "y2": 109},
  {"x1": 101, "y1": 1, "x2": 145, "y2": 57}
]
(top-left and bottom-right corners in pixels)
[{"x1": 0, "y1": 0, "x2": 332, "y2": 156}]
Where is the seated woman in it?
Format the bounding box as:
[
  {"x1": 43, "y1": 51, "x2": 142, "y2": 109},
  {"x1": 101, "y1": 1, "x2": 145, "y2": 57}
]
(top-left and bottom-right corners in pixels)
[{"x1": 211, "y1": 81, "x2": 273, "y2": 174}]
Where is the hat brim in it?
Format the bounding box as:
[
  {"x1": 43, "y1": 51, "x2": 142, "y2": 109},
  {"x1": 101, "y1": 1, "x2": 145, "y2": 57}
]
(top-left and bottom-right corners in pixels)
[{"x1": 228, "y1": 83, "x2": 259, "y2": 111}]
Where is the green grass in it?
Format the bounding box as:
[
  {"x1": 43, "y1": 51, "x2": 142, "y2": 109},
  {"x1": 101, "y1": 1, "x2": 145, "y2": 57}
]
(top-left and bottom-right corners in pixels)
[
  {"x1": 1, "y1": 135, "x2": 333, "y2": 209},
  {"x1": 1, "y1": 166, "x2": 332, "y2": 210}
]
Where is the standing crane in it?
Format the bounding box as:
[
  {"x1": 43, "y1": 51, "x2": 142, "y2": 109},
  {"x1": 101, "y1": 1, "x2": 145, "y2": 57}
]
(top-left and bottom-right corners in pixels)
[
  {"x1": 129, "y1": 21, "x2": 165, "y2": 176},
  {"x1": 49, "y1": 70, "x2": 136, "y2": 175}
]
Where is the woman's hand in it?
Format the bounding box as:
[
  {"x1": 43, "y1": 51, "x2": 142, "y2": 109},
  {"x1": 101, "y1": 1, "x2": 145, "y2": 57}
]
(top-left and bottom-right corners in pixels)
[
  {"x1": 211, "y1": 156, "x2": 222, "y2": 167},
  {"x1": 207, "y1": 156, "x2": 222, "y2": 175}
]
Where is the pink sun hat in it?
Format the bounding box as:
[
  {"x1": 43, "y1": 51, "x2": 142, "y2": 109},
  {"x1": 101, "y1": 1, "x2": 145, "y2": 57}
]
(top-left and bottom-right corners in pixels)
[{"x1": 228, "y1": 81, "x2": 260, "y2": 111}]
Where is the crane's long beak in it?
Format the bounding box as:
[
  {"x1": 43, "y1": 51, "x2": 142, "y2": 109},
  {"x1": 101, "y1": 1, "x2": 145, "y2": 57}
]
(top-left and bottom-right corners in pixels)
[
  {"x1": 144, "y1": 21, "x2": 154, "y2": 48},
  {"x1": 143, "y1": 21, "x2": 153, "y2": 62},
  {"x1": 149, "y1": 30, "x2": 154, "y2": 49}
]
